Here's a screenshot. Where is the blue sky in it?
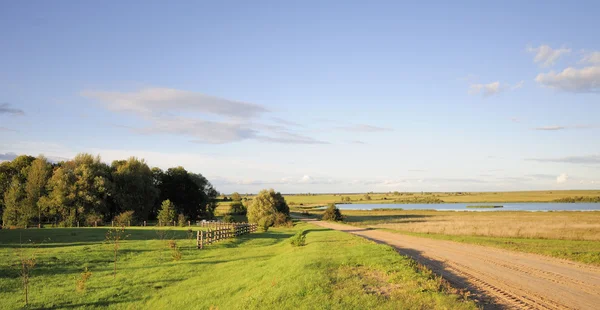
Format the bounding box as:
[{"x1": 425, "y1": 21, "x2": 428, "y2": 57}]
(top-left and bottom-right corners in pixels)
[{"x1": 1, "y1": 1, "x2": 599, "y2": 193}]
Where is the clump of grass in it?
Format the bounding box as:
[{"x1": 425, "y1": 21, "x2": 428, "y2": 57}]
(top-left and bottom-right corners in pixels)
[
  {"x1": 466, "y1": 205, "x2": 503, "y2": 209},
  {"x1": 75, "y1": 268, "x2": 93, "y2": 292},
  {"x1": 290, "y1": 230, "x2": 306, "y2": 247},
  {"x1": 554, "y1": 196, "x2": 600, "y2": 203}
]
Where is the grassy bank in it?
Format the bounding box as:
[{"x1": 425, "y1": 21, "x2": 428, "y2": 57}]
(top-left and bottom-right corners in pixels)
[
  {"x1": 325, "y1": 209, "x2": 600, "y2": 265},
  {"x1": 0, "y1": 223, "x2": 475, "y2": 309}
]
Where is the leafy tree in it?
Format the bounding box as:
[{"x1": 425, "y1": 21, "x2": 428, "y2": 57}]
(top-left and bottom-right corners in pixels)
[
  {"x1": 157, "y1": 167, "x2": 217, "y2": 221},
  {"x1": 24, "y1": 156, "x2": 51, "y2": 227},
  {"x1": 0, "y1": 155, "x2": 35, "y2": 226},
  {"x1": 111, "y1": 157, "x2": 158, "y2": 221},
  {"x1": 247, "y1": 189, "x2": 289, "y2": 228},
  {"x1": 157, "y1": 199, "x2": 176, "y2": 226},
  {"x1": 229, "y1": 201, "x2": 247, "y2": 215},
  {"x1": 231, "y1": 192, "x2": 242, "y2": 202},
  {"x1": 114, "y1": 210, "x2": 135, "y2": 226},
  {"x1": 322, "y1": 203, "x2": 343, "y2": 221},
  {"x1": 2, "y1": 177, "x2": 27, "y2": 227}
]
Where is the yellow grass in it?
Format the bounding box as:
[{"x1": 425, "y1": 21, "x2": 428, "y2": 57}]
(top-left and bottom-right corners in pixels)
[{"x1": 342, "y1": 210, "x2": 600, "y2": 241}]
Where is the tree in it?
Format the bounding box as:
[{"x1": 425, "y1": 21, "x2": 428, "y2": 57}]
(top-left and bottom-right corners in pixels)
[
  {"x1": 247, "y1": 189, "x2": 289, "y2": 228},
  {"x1": 157, "y1": 167, "x2": 217, "y2": 221},
  {"x1": 231, "y1": 192, "x2": 242, "y2": 202},
  {"x1": 0, "y1": 155, "x2": 35, "y2": 226},
  {"x1": 229, "y1": 201, "x2": 247, "y2": 215},
  {"x1": 322, "y1": 203, "x2": 343, "y2": 221},
  {"x1": 111, "y1": 157, "x2": 158, "y2": 221},
  {"x1": 2, "y1": 177, "x2": 26, "y2": 227},
  {"x1": 157, "y1": 199, "x2": 176, "y2": 226},
  {"x1": 24, "y1": 156, "x2": 51, "y2": 227}
]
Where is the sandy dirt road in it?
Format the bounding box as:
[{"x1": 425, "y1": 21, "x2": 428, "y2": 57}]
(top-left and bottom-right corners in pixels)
[{"x1": 303, "y1": 219, "x2": 600, "y2": 309}]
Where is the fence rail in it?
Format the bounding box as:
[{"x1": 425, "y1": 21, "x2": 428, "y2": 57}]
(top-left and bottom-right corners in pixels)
[{"x1": 197, "y1": 223, "x2": 257, "y2": 249}]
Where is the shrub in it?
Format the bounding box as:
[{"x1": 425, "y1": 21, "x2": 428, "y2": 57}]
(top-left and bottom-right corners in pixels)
[
  {"x1": 231, "y1": 192, "x2": 242, "y2": 202},
  {"x1": 85, "y1": 213, "x2": 103, "y2": 226},
  {"x1": 76, "y1": 268, "x2": 92, "y2": 292},
  {"x1": 177, "y1": 213, "x2": 187, "y2": 227},
  {"x1": 290, "y1": 230, "x2": 306, "y2": 247},
  {"x1": 222, "y1": 214, "x2": 234, "y2": 223},
  {"x1": 229, "y1": 201, "x2": 247, "y2": 215},
  {"x1": 247, "y1": 189, "x2": 289, "y2": 229},
  {"x1": 322, "y1": 204, "x2": 343, "y2": 221},
  {"x1": 158, "y1": 199, "x2": 176, "y2": 226},
  {"x1": 114, "y1": 211, "x2": 134, "y2": 226}
]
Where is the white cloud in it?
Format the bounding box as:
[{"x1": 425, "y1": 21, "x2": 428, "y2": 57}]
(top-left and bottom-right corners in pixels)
[
  {"x1": 556, "y1": 173, "x2": 569, "y2": 184},
  {"x1": 527, "y1": 45, "x2": 571, "y2": 67},
  {"x1": 336, "y1": 124, "x2": 393, "y2": 132},
  {"x1": 581, "y1": 51, "x2": 600, "y2": 64},
  {"x1": 512, "y1": 80, "x2": 525, "y2": 90},
  {"x1": 526, "y1": 154, "x2": 600, "y2": 165},
  {"x1": 469, "y1": 82, "x2": 501, "y2": 97},
  {"x1": 535, "y1": 65, "x2": 600, "y2": 93},
  {"x1": 534, "y1": 126, "x2": 565, "y2": 131},
  {"x1": 82, "y1": 88, "x2": 268, "y2": 118}
]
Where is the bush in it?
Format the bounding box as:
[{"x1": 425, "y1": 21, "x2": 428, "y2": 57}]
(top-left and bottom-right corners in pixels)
[
  {"x1": 222, "y1": 214, "x2": 234, "y2": 223},
  {"x1": 322, "y1": 204, "x2": 343, "y2": 222},
  {"x1": 290, "y1": 230, "x2": 306, "y2": 247},
  {"x1": 177, "y1": 214, "x2": 187, "y2": 227},
  {"x1": 231, "y1": 192, "x2": 242, "y2": 202},
  {"x1": 85, "y1": 213, "x2": 103, "y2": 226},
  {"x1": 114, "y1": 211, "x2": 134, "y2": 226},
  {"x1": 229, "y1": 201, "x2": 247, "y2": 215},
  {"x1": 247, "y1": 189, "x2": 289, "y2": 229}
]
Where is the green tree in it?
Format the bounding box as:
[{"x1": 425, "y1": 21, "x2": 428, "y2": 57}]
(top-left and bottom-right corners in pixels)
[
  {"x1": 24, "y1": 156, "x2": 51, "y2": 227},
  {"x1": 39, "y1": 153, "x2": 112, "y2": 226},
  {"x1": 229, "y1": 201, "x2": 247, "y2": 215},
  {"x1": 157, "y1": 199, "x2": 176, "y2": 226},
  {"x1": 322, "y1": 203, "x2": 343, "y2": 221},
  {"x1": 0, "y1": 155, "x2": 35, "y2": 225},
  {"x1": 2, "y1": 177, "x2": 26, "y2": 227},
  {"x1": 157, "y1": 167, "x2": 217, "y2": 220},
  {"x1": 247, "y1": 189, "x2": 289, "y2": 228},
  {"x1": 231, "y1": 192, "x2": 242, "y2": 202},
  {"x1": 111, "y1": 157, "x2": 158, "y2": 221}
]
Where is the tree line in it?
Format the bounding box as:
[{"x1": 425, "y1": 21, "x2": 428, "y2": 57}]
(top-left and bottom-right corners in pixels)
[{"x1": 0, "y1": 153, "x2": 219, "y2": 228}]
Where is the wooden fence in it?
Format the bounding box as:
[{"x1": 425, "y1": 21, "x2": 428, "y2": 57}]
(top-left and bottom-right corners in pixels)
[{"x1": 197, "y1": 223, "x2": 257, "y2": 249}]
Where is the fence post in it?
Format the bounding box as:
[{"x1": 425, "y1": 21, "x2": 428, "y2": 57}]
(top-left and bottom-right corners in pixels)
[
  {"x1": 188, "y1": 220, "x2": 191, "y2": 227},
  {"x1": 144, "y1": 220, "x2": 146, "y2": 227}
]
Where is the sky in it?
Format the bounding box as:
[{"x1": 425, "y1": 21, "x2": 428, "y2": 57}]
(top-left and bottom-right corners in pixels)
[{"x1": 1, "y1": 1, "x2": 599, "y2": 194}]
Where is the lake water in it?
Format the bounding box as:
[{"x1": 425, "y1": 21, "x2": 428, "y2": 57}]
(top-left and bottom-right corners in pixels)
[{"x1": 334, "y1": 203, "x2": 600, "y2": 212}]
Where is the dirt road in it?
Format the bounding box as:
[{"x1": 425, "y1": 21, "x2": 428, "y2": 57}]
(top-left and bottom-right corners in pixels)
[{"x1": 304, "y1": 219, "x2": 600, "y2": 309}]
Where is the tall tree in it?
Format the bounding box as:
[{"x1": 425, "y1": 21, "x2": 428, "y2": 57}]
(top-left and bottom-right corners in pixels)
[
  {"x1": 24, "y1": 156, "x2": 51, "y2": 227},
  {"x1": 111, "y1": 157, "x2": 158, "y2": 221},
  {"x1": 0, "y1": 155, "x2": 35, "y2": 225},
  {"x1": 2, "y1": 177, "x2": 27, "y2": 226}
]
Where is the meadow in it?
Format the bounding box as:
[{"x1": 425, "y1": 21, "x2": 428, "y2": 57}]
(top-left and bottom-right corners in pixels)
[
  {"x1": 0, "y1": 222, "x2": 476, "y2": 310},
  {"x1": 328, "y1": 209, "x2": 600, "y2": 265},
  {"x1": 276, "y1": 190, "x2": 600, "y2": 206}
]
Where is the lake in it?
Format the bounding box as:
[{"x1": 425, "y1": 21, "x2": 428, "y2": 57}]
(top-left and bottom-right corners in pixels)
[{"x1": 334, "y1": 203, "x2": 600, "y2": 212}]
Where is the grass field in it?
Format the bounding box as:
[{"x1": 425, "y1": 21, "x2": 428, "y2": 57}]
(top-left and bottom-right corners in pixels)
[
  {"x1": 0, "y1": 223, "x2": 475, "y2": 309},
  {"x1": 277, "y1": 190, "x2": 600, "y2": 206},
  {"x1": 322, "y1": 209, "x2": 600, "y2": 265}
]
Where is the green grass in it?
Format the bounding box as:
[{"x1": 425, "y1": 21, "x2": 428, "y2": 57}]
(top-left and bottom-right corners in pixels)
[
  {"x1": 385, "y1": 230, "x2": 600, "y2": 266},
  {"x1": 0, "y1": 223, "x2": 475, "y2": 309}
]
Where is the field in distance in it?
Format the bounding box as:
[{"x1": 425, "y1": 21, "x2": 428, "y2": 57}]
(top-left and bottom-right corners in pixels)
[{"x1": 279, "y1": 190, "x2": 600, "y2": 205}]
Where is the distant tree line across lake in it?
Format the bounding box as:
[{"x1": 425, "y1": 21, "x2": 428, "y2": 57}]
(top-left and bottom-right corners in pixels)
[{"x1": 0, "y1": 154, "x2": 219, "y2": 228}]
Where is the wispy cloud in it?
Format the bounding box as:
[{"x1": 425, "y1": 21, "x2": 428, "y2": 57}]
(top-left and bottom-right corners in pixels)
[
  {"x1": 468, "y1": 81, "x2": 523, "y2": 97},
  {"x1": 349, "y1": 140, "x2": 366, "y2": 144},
  {"x1": 533, "y1": 126, "x2": 565, "y2": 131},
  {"x1": 336, "y1": 124, "x2": 393, "y2": 132},
  {"x1": 535, "y1": 65, "x2": 600, "y2": 93},
  {"x1": 581, "y1": 51, "x2": 600, "y2": 64},
  {"x1": 83, "y1": 87, "x2": 327, "y2": 145},
  {"x1": 0, "y1": 152, "x2": 18, "y2": 161},
  {"x1": 82, "y1": 88, "x2": 268, "y2": 118},
  {"x1": 533, "y1": 124, "x2": 597, "y2": 131},
  {"x1": 526, "y1": 154, "x2": 600, "y2": 164},
  {"x1": 0, "y1": 127, "x2": 17, "y2": 132},
  {"x1": 468, "y1": 82, "x2": 501, "y2": 97},
  {"x1": 527, "y1": 45, "x2": 571, "y2": 67},
  {"x1": 0, "y1": 103, "x2": 25, "y2": 116}
]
